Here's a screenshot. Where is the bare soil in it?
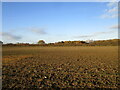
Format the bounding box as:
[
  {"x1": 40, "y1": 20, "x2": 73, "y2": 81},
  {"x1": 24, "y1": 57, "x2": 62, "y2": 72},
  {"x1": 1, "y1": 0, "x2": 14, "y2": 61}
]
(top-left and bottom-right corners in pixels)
[{"x1": 2, "y1": 46, "x2": 119, "y2": 89}]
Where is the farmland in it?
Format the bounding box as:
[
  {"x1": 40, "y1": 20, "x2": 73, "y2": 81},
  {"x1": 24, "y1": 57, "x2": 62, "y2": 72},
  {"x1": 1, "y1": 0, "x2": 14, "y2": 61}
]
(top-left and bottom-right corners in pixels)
[{"x1": 2, "y1": 46, "x2": 119, "y2": 88}]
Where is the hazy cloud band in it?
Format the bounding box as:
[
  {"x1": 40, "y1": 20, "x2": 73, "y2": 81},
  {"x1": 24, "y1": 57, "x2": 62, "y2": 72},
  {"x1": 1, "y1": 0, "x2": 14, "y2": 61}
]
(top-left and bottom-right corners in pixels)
[
  {"x1": 0, "y1": 32, "x2": 22, "y2": 40},
  {"x1": 75, "y1": 30, "x2": 117, "y2": 38}
]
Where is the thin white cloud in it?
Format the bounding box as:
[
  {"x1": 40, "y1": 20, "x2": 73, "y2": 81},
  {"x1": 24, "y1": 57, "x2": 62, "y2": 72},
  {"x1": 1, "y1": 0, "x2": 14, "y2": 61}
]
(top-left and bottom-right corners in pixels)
[
  {"x1": 75, "y1": 30, "x2": 117, "y2": 38},
  {"x1": 101, "y1": 14, "x2": 117, "y2": 18},
  {"x1": 76, "y1": 35, "x2": 93, "y2": 38},
  {"x1": 107, "y1": 1, "x2": 118, "y2": 7},
  {"x1": 28, "y1": 27, "x2": 47, "y2": 35},
  {"x1": 0, "y1": 32, "x2": 22, "y2": 40},
  {"x1": 101, "y1": 1, "x2": 118, "y2": 19},
  {"x1": 107, "y1": 7, "x2": 117, "y2": 13},
  {"x1": 109, "y1": 24, "x2": 120, "y2": 29}
]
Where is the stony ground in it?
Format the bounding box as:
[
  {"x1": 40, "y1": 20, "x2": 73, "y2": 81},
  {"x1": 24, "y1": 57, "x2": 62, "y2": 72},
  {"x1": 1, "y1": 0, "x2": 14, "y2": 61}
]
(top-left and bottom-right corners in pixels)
[{"x1": 2, "y1": 46, "x2": 119, "y2": 89}]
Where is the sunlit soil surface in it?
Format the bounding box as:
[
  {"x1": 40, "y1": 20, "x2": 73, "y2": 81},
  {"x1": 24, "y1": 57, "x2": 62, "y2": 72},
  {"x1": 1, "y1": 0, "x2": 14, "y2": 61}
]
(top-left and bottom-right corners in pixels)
[{"x1": 2, "y1": 46, "x2": 119, "y2": 88}]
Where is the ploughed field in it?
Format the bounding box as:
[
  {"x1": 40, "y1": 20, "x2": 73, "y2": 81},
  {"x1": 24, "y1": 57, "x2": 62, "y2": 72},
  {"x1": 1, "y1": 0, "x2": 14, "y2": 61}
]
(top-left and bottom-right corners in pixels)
[{"x1": 2, "y1": 46, "x2": 119, "y2": 88}]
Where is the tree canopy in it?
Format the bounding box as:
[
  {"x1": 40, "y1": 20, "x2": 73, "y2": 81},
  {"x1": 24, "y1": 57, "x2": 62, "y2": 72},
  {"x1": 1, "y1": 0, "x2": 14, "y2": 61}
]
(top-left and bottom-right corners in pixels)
[{"x1": 38, "y1": 40, "x2": 45, "y2": 44}]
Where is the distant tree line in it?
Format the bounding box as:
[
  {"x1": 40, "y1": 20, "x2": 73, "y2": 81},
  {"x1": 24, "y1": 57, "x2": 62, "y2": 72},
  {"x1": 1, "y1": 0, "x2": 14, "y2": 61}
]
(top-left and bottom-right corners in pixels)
[
  {"x1": 2, "y1": 39, "x2": 120, "y2": 46},
  {"x1": 0, "y1": 41, "x2": 3, "y2": 45}
]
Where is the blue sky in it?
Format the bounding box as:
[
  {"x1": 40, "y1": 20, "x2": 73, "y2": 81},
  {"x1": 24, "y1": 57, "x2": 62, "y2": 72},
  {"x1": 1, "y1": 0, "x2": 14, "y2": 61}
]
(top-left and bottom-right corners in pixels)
[{"x1": 2, "y1": 2, "x2": 118, "y2": 43}]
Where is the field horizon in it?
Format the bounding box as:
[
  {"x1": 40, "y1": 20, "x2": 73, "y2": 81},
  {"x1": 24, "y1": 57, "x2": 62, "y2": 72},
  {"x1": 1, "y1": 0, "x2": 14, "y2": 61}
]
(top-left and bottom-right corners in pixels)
[{"x1": 1, "y1": 39, "x2": 119, "y2": 47}]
